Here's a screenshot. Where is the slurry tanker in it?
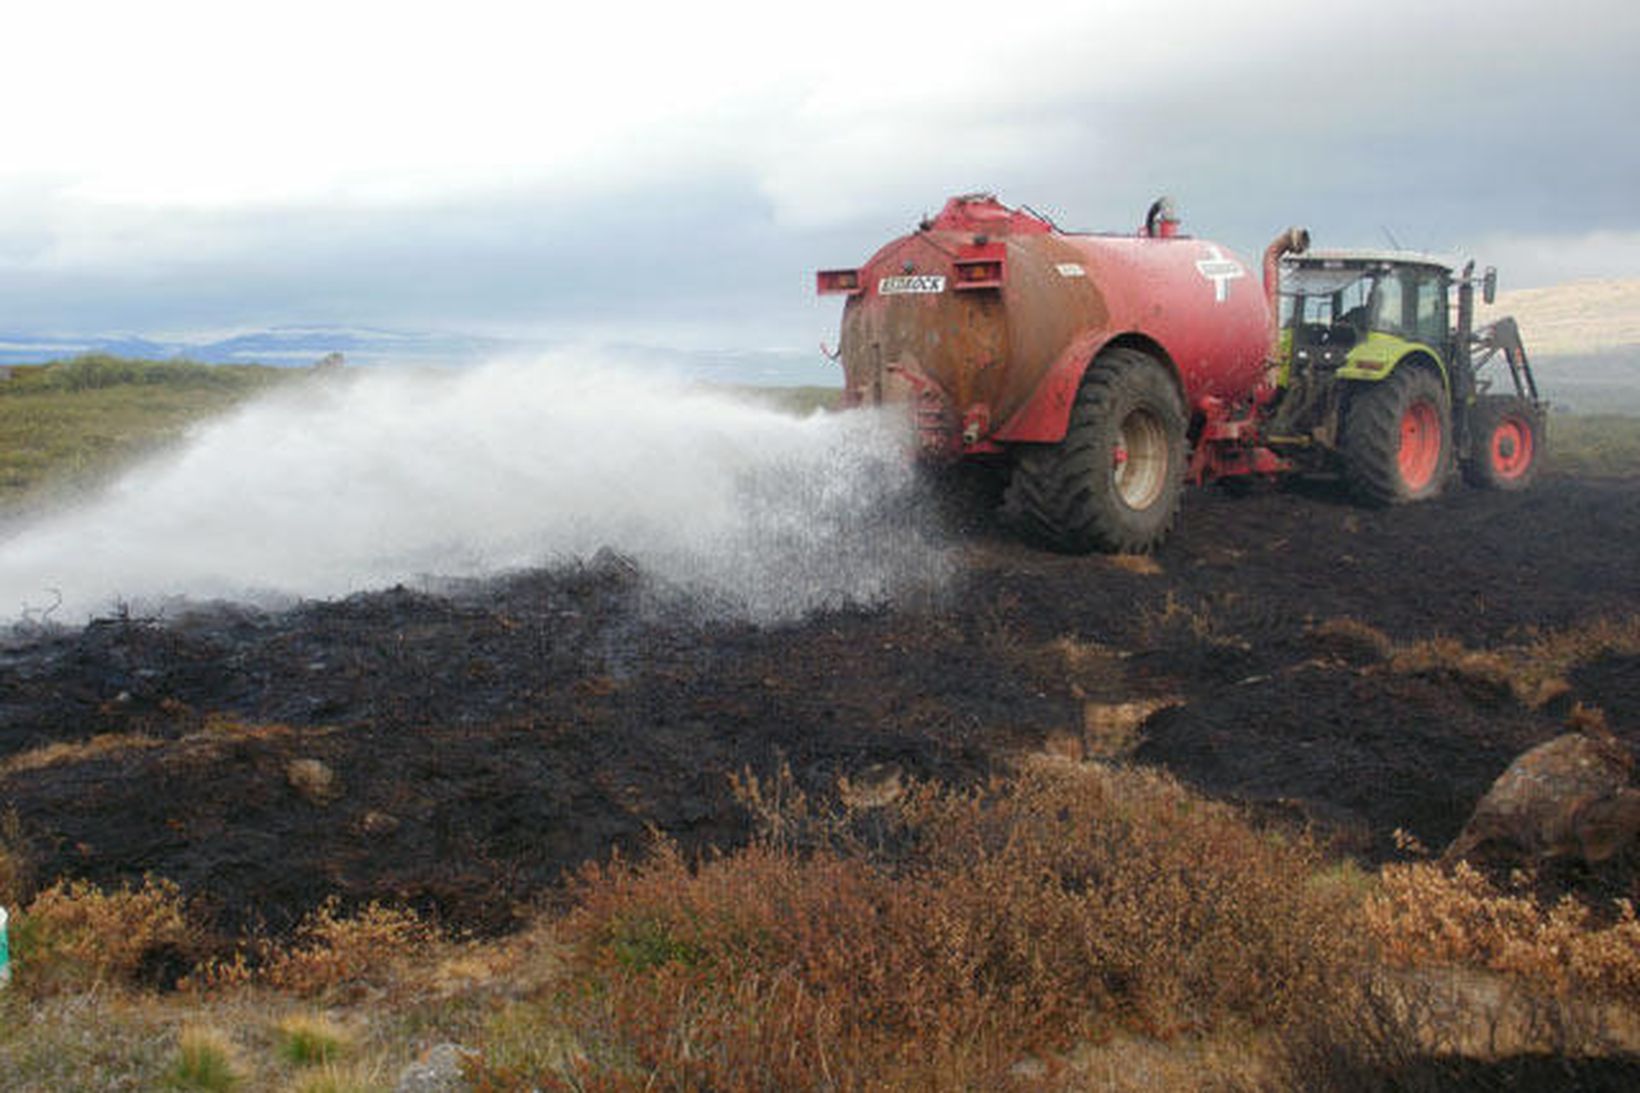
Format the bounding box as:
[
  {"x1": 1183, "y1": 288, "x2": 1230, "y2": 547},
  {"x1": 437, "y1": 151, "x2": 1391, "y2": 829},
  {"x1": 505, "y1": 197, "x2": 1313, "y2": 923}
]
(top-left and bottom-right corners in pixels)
[{"x1": 818, "y1": 194, "x2": 1542, "y2": 552}]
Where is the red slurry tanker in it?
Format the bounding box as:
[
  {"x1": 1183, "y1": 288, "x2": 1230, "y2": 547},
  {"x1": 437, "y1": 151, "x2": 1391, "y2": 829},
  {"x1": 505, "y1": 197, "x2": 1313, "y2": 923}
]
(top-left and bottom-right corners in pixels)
[{"x1": 817, "y1": 194, "x2": 1542, "y2": 553}]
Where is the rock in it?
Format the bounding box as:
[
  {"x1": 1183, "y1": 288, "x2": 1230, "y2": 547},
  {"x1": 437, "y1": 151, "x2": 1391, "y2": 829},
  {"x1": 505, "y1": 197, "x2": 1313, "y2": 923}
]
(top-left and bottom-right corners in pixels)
[
  {"x1": 1443, "y1": 724, "x2": 1640, "y2": 866},
  {"x1": 360, "y1": 809, "x2": 401, "y2": 835},
  {"x1": 286, "y1": 758, "x2": 341, "y2": 805},
  {"x1": 394, "y1": 1042, "x2": 473, "y2": 1092}
]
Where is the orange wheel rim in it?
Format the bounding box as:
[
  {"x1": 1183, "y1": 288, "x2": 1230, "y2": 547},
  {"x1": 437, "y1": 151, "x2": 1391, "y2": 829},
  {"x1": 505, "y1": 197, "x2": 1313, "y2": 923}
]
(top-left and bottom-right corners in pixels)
[
  {"x1": 1397, "y1": 400, "x2": 1442, "y2": 490},
  {"x1": 1489, "y1": 416, "x2": 1533, "y2": 479}
]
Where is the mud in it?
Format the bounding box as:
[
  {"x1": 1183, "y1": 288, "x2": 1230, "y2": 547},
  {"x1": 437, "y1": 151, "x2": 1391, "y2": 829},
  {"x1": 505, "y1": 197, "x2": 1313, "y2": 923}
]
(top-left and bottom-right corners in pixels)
[{"x1": 2, "y1": 473, "x2": 1638, "y2": 938}]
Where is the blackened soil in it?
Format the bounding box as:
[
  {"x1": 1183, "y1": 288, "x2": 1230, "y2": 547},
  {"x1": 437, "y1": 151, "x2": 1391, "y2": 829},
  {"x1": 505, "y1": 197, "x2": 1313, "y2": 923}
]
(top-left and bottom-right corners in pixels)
[{"x1": 2, "y1": 474, "x2": 1638, "y2": 938}]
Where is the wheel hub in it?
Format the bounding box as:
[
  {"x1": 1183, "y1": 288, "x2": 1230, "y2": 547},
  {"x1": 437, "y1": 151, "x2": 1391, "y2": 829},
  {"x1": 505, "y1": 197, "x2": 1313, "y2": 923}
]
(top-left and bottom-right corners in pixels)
[
  {"x1": 1397, "y1": 400, "x2": 1443, "y2": 491},
  {"x1": 1490, "y1": 417, "x2": 1533, "y2": 478},
  {"x1": 1114, "y1": 409, "x2": 1168, "y2": 509}
]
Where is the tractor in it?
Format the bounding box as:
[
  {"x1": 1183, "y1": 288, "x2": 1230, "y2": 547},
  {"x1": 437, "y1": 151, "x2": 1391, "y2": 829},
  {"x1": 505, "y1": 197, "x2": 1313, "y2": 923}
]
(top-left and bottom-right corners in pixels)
[
  {"x1": 816, "y1": 194, "x2": 1545, "y2": 555},
  {"x1": 1264, "y1": 250, "x2": 1544, "y2": 501}
]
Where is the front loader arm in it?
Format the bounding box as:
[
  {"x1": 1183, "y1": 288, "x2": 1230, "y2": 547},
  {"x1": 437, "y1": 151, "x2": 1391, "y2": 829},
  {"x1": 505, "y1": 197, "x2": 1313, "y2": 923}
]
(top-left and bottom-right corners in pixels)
[{"x1": 1471, "y1": 316, "x2": 1541, "y2": 404}]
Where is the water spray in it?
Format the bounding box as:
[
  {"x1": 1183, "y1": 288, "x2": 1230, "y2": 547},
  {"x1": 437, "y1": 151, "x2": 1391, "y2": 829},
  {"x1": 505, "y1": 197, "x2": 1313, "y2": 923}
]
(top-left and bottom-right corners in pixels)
[{"x1": 0, "y1": 356, "x2": 951, "y2": 626}]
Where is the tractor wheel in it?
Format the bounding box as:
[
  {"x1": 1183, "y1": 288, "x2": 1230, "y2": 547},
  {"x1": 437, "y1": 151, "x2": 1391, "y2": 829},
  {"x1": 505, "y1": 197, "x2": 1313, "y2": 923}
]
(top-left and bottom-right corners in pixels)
[
  {"x1": 1006, "y1": 347, "x2": 1186, "y2": 553},
  {"x1": 1341, "y1": 366, "x2": 1452, "y2": 505},
  {"x1": 1463, "y1": 395, "x2": 1543, "y2": 491}
]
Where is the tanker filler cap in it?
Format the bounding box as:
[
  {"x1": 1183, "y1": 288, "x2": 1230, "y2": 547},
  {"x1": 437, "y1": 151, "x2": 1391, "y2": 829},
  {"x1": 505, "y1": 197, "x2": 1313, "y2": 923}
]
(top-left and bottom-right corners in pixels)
[{"x1": 1144, "y1": 196, "x2": 1181, "y2": 238}]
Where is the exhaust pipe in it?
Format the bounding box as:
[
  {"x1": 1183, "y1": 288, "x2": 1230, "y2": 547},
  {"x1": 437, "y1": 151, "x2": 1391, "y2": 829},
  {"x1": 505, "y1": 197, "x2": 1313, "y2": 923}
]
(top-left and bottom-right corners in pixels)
[{"x1": 1262, "y1": 227, "x2": 1310, "y2": 356}]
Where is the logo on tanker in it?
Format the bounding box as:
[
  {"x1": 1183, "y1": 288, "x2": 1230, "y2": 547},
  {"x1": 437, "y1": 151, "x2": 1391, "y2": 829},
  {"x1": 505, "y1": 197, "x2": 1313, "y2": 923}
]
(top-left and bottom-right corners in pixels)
[
  {"x1": 1195, "y1": 246, "x2": 1246, "y2": 303},
  {"x1": 878, "y1": 274, "x2": 946, "y2": 295}
]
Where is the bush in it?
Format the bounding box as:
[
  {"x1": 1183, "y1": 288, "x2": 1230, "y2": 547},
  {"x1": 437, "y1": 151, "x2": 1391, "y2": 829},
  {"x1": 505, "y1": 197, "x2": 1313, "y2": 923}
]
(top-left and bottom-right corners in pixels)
[
  {"x1": 480, "y1": 762, "x2": 1365, "y2": 1089},
  {"x1": 262, "y1": 900, "x2": 436, "y2": 999},
  {"x1": 1366, "y1": 861, "x2": 1640, "y2": 1001},
  {"x1": 19, "y1": 875, "x2": 203, "y2": 993}
]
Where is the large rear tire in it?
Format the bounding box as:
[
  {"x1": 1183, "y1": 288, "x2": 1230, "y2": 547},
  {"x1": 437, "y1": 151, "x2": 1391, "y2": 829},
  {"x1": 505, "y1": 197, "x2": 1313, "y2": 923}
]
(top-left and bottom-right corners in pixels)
[
  {"x1": 1341, "y1": 365, "x2": 1452, "y2": 505},
  {"x1": 1006, "y1": 348, "x2": 1187, "y2": 553},
  {"x1": 1463, "y1": 395, "x2": 1543, "y2": 491}
]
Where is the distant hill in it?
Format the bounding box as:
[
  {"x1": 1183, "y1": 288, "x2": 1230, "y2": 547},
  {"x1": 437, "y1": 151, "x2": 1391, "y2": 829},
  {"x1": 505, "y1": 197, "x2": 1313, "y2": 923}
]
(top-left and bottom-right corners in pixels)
[
  {"x1": 1479, "y1": 278, "x2": 1640, "y2": 357},
  {"x1": 0, "y1": 326, "x2": 838, "y2": 386},
  {"x1": 0, "y1": 326, "x2": 504, "y2": 369},
  {"x1": 1471, "y1": 277, "x2": 1640, "y2": 414}
]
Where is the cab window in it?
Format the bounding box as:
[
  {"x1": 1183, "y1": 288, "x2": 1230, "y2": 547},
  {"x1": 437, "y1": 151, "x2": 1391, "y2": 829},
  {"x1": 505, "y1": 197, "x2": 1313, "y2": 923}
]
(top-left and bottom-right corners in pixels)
[
  {"x1": 1371, "y1": 272, "x2": 1405, "y2": 334},
  {"x1": 1414, "y1": 273, "x2": 1448, "y2": 345}
]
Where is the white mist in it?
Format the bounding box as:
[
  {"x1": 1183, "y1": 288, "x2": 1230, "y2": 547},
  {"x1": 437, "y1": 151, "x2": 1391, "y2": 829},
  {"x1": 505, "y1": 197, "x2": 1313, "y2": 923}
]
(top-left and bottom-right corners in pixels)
[{"x1": 0, "y1": 357, "x2": 951, "y2": 625}]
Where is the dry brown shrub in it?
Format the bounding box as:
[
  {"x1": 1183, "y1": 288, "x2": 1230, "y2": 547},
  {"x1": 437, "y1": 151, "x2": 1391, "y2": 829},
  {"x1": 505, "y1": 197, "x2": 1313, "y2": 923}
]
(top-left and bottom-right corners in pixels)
[
  {"x1": 1526, "y1": 616, "x2": 1640, "y2": 674},
  {"x1": 1388, "y1": 637, "x2": 1568, "y2": 706},
  {"x1": 20, "y1": 874, "x2": 202, "y2": 993},
  {"x1": 0, "y1": 732, "x2": 166, "y2": 777},
  {"x1": 1365, "y1": 861, "x2": 1640, "y2": 1001},
  {"x1": 188, "y1": 899, "x2": 439, "y2": 998},
  {"x1": 1140, "y1": 591, "x2": 1246, "y2": 648},
  {"x1": 1306, "y1": 617, "x2": 1394, "y2": 664},
  {"x1": 1567, "y1": 702, "x2": 1612, "y2": 735},
  {"x1": 1080, "y1": 697, "x2": 1178, "y2": 759},
  {"x1": 1387, "y1": 615, "x2": 1640, "y2": 710},
  {"x1": 498, "y1": 762, "x2": 1363, "y2": 1090},
  {"x1": 900, "y1": 761, "x2": 1357, "y2": 1036},
  {"x1": 1347, "y1": 861, "x2": 1640, "y2": 1062},
  {"x1": 261, "y1": 900, "x2": 436, "y2": 999}
]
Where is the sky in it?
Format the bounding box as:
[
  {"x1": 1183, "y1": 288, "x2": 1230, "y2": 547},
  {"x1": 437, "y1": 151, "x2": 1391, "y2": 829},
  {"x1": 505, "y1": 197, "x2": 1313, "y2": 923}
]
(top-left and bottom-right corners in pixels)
[{"x1": 1, "y1": 0, "x2": 1636, "y2": 368}]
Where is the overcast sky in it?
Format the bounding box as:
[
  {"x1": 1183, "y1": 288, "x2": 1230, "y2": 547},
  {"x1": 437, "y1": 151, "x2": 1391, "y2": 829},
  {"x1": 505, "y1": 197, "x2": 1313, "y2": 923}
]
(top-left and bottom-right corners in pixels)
[{"x1": 2, "y1": 0, "x2": 1636, "y2": 362}]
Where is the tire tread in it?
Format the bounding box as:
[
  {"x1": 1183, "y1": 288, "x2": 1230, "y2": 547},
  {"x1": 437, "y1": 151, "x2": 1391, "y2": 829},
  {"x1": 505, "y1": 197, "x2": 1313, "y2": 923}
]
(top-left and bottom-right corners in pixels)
[{"x1": 1005, "y1": 348, "x2": 1186, "y2": 553}]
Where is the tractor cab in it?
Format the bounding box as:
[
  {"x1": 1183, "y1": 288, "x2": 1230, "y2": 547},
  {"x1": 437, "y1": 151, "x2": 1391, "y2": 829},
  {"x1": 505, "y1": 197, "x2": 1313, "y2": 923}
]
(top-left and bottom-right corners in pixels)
[{"x1": 1278, "y1": 251, "x2": 1455, "y2": 381}]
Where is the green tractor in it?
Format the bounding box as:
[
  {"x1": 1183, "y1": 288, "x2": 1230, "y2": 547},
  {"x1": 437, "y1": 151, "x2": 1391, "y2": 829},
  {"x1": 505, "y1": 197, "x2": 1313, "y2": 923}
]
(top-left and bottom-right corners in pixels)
[{"x1": 1264, "y1": 250, "x2": 1544, "y2": 502}]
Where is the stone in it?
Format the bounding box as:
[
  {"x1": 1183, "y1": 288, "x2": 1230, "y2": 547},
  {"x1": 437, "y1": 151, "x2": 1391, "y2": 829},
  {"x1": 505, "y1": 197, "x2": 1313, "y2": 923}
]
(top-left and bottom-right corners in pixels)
[
  {"x1": 286, "y1": 758, "x2": 341, "y2": 805},
  {"x1": 394, "y1": 1042, "x2": 472, "y2": 1092},
  {"x1": 1443, "y1": 728, "x2": 1639, "y2": 866}
]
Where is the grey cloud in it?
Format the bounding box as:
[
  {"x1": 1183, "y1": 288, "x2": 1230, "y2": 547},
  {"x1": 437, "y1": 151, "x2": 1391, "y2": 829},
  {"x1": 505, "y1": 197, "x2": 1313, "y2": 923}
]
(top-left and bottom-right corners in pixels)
[
  {"x1": 2, "y1": 4, "x2": 1636, "y2": 349},
  {"x1": 0, "y1": 176, "x2": 867, "y2": 348}
]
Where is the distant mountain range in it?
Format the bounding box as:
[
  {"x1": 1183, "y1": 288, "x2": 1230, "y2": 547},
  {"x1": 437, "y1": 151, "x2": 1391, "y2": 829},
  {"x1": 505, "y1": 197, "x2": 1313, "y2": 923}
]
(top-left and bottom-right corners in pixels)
[
  {"x1": 0, "y1": 326, "x2": 837, "y2": 386},
  {"x1": 0, "y1": 326, "x2": 506, "y2": 368}
]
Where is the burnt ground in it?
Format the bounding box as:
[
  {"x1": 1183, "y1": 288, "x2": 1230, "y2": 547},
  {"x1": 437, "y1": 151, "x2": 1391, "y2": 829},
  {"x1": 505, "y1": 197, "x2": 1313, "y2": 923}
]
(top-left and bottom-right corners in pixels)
[{"x1": 2, "y1": 472, "x2": 1639, "y2": 941}]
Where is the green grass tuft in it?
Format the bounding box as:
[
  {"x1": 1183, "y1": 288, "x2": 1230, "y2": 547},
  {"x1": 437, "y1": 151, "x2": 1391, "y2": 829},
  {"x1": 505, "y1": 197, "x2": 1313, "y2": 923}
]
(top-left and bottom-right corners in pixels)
[
  {"x1": 275, "y1": 1013, "x2": 350, "y2": 1067},
  {"x1": 162, "y1": 1026, "x2": 242, "y2": 1091}
]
